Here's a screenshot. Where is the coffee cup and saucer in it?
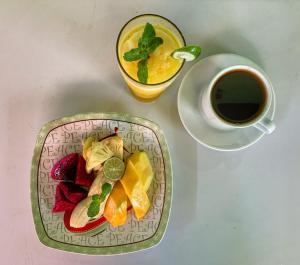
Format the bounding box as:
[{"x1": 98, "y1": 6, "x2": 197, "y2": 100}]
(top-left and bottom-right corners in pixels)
[{"x1": 177, "y1": 53, "x2": 276, "y2": 151}]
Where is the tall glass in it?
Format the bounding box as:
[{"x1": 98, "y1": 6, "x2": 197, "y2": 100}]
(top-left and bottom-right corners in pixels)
[{"x1": 116, "y1": 14, "x2": 186, "y2": 102}]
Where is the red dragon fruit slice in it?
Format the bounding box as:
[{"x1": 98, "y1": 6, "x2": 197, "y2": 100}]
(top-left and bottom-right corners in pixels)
[
  {"x1": 59, "y1": 182, "x2": 87, "y2": 204},
  {"x1": 51, "y1": 153, "x2": 79, "y2": 181},
  {"x1": 75, "y1": 155, "x2": 95, "y2": 187},
  {"x1": 52, "y1": 184, "x2": 75, "y2": 212}
]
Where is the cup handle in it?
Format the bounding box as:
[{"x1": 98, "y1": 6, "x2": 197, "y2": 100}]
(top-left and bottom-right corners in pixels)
[{"x1": 253, "y1": 118, "x2": 276, "y2": 134}]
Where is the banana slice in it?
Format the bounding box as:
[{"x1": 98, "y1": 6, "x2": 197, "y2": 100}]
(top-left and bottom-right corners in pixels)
[
  {"x1": 69, "y1": 170, "x2": 115, "y2": 228},
  {"x1": 88, "y1": 170, "x2": 104, "y2": 197},
  {"x1": 70, "y1": 180, "x2": 114, "y2": 228},
  {"x1": 70, "y1": 197, "x2": 101, "y2": 228}
]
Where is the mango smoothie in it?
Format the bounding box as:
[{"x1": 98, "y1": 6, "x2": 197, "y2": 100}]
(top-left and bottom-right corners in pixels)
[{"x1": 116, "y1": 15, "x2": 185, "y2": 101}]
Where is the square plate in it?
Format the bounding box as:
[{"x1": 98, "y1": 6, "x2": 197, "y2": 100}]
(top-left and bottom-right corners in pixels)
[{"x1": 31, "y1": 112, "x2": 172, "y2": 255}]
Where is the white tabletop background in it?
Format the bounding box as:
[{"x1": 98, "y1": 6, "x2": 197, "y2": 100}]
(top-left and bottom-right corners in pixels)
[{"x1": 1, "y1": 1, "x2": 299, "y2": 264}]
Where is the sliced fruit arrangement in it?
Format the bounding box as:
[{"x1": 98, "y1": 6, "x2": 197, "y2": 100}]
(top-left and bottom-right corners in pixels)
[
  {"x1": 51, "y1": 128, "x2": 154, "y2": 233},
  {"x1": 103, "y1": 151, "x2": 153, "y2": 226}
]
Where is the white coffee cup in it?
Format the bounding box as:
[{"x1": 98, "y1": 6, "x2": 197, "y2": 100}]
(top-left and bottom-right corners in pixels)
[{"x1": 200, "y1": 65, "x2": 275, "y2": 134}]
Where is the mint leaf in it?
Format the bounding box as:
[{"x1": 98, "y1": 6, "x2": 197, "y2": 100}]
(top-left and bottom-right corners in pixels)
[
  {"x1": 87, "y1": 195, "x2": 100, "y2": 217},
  {"x1": 141, "y1": 22, "x2": 155, "y2": 42},
  {"x1": 87, "y1": 183, "x2": 112, "y2": 218},
  {"x1": 138, "y1": 23, "x2": 156, "y2": 50},
  {"x1": 138, "y1": 38, "x2": 148, "y2": 50},
  {"x1": 147, "y1": 37, "x2": 163, "y2": 54},
  {"x1": 100, "y1": 182, "x2": 112, "y2": 200},
  {"x1": 123, "y1": 48, "x2": 143, "y2": 61},
  {"x1": 92, "y1": 194, "x2": 100, "y2": 201},
  {"x1": 137, "y1": 59, "x2": 148, "y2": 84}
]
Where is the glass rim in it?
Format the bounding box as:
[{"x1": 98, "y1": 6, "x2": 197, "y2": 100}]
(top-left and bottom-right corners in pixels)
[{"x1": 116, "y1": 13, "x2": 186, "y2": 87}]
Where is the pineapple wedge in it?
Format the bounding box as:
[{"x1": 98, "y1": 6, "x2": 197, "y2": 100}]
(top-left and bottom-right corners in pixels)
[
  {"x1": 83, "y1": 135, "x2": 123, "y2": 173},
  {"x1": 101, "y1": 135, "x2": 123, "y2": 160}
]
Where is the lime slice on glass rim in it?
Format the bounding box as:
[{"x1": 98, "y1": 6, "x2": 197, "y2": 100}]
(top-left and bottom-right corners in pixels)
[
  {"x1": 171, "y1": 45, "x2": 201, "y2": 61},
  {"x1": 103, "y1": 157, "x2": 125, "y2": 181}
]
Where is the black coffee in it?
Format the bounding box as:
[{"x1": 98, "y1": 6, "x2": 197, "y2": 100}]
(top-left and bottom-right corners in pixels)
[{"x1": 211, "y1": 70, "x2": 266, "y2": 124}]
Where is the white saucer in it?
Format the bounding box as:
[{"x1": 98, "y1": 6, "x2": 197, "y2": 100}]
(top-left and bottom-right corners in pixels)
[{"x1": 177, "y1": 54, "x2": 276, "y2": 151}]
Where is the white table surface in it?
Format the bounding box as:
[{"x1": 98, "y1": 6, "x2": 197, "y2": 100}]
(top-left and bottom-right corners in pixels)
[{"x1": 1, "y1": 1, "x2": 300, "y2": 264}]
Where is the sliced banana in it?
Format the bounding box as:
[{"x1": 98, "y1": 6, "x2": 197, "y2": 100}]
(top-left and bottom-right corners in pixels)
[
  {"x1": 88, "y1": 170, "x2": 104, "y2": 197},
  {"x1": 70, "y1": 197, "x2": 101, "y2": 228},
  {"x1": 70, "y1": 170, "x2": 116, "y2": 228}
]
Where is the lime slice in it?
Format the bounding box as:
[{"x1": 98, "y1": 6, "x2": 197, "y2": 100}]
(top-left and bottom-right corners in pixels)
[
  {"x1": 171, "y1": 45, "x2": 201, "y2": 61},
  {"x1": 103, "y1": 157, "x2": 125, "y2": 181}
]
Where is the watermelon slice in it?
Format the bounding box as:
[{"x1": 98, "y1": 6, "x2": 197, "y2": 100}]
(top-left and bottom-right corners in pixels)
[
  {"x1": 52, "y1": 185, "x2": 75, "y2": 212},
  {"x1": 51, "y1": 153, "x2": 79, "y2": 181},
  {"x1": 75, "y1": 155, "x2": 95, "y2": 187},
  {"x1": 52, "y1": 182, "x2": 87, "y2": 212},
  {"x1": 59, "y1": 182, "x2": 87, "y2": 204}
]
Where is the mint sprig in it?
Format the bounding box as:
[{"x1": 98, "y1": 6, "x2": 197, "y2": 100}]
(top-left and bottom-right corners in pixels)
[
  {"x1": 137, "y1": 59, "x2": 148, "y2": 84},
  {"x1": 141, "y1": 22, "x2": 155, "y2": 41},
  {"x1": 123, "y1": 48, "x2": 145, "y2": 61},
  {"x1": 87, "y1": 182, "x2": 112, "y2": 218},
  {"x1": 123, "y1": 22, "x2": 163, "y2": 84},
  {"x1": 147, "y1": 37, "x2": 163, "y2": 54}
]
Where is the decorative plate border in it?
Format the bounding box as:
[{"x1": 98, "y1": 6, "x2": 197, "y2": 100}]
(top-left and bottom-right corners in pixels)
[{"x1": 30, "y1": 112, "x2": 172, "y2": 255}]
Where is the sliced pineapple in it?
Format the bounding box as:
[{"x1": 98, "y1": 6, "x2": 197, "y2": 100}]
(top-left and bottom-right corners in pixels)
[
  {"x1": 82, "y1": 136, "x2": 95, "y2": 160},
  {"x1": 84, "y1": 135, "x2": 123, "y2": 173},
  {"x1": 85, "y1": 142, "x2": 113, "y2": 173},
  {"x1": 101, "y1": 135, "x2": 123, "y2": 160}
]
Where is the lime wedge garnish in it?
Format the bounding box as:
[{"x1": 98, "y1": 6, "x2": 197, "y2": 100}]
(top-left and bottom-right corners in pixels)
[
  {"x1": 171, "y1": 45, "x2": 201, "y2": 61},
  {"x1": 103, "y1": 157, "x2": 125, "y2": 181}
]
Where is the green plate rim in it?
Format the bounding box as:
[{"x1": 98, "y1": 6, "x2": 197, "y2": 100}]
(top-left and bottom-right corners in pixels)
[{"x1": 30, "y1": 112, "x2": 172, "y2": 255}]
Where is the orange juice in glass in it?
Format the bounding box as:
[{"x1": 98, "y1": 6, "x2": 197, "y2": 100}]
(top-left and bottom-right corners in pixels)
[{"x1": 116, "y1": 14, "x2": 186, "y2": 102}]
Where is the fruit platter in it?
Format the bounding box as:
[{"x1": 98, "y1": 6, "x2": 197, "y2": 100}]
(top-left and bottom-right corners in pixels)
[{"x1": 31, "y1": 112, "x2": 172, "y2": 255}]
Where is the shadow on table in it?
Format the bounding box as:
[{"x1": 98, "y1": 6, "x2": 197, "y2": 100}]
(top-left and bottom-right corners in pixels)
[
  {"x1": 50, "y1": 77, "x2": 132, "y2": 118},
  {"x1": 199, "y1": 28, "x2": 264, "y2": 68},
  {"x1": 151, "y1": 76, "x2": 199, "y2": 231},
  {"x1": 167, "y1": 131, "x2": 198, "y2": 230}
]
